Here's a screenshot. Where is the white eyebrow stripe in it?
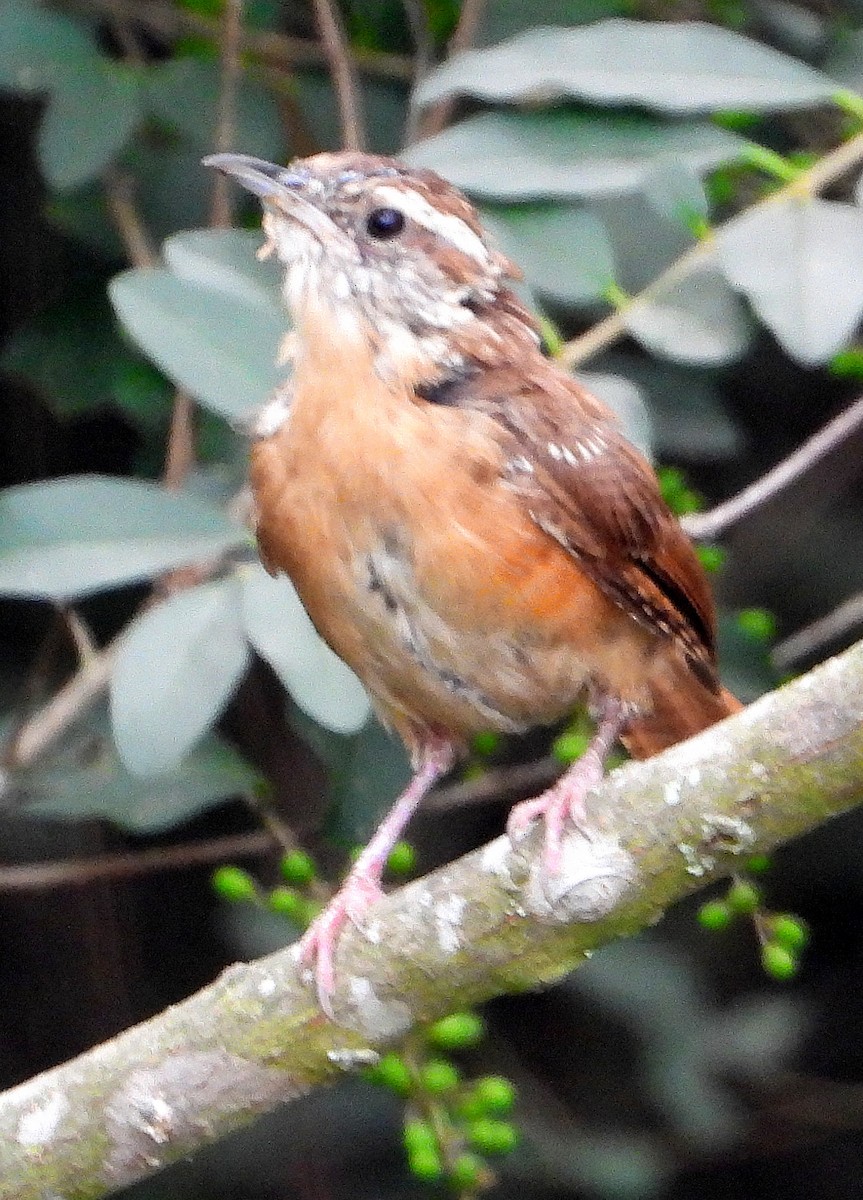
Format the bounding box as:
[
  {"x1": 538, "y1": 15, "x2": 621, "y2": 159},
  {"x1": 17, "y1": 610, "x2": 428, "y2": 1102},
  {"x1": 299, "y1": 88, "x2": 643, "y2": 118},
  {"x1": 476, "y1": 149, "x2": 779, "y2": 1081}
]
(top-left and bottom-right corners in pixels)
[{"x1": 373, "y1": 185, "x2": 491, "y2": 264}]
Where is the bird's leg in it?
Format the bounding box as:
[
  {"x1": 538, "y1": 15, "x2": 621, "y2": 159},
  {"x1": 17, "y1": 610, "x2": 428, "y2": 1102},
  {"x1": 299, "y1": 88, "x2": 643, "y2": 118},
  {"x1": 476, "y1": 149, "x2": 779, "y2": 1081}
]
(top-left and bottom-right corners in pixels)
[
  {"x1": 507, "y1": 696, "x2": 627, "y2": 874},
  {"x1": 297, "y1": 735, "x2": 455, "y2": 1016}
]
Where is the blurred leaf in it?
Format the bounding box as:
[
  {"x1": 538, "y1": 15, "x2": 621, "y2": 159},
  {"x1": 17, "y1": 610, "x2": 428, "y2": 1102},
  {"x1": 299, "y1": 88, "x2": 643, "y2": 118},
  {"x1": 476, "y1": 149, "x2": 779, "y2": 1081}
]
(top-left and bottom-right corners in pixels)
[
  {"x1": 591, "y1": 191, "x2": 695, "y2": 294},
  {"x1": 145, "y1": 58, "x2": 284, "y2": 161},
  {"x1": 328, "y1": 718, "x2": 412, "y2": 844},
  {"x1": 716, "y1": 612, "x2": 780, "y2": 700},
  {"x1": 295, "y1": 71, "x2": 407, "y2": 154},
  {"x1": 109, "y1": 267, "x2": 284, "y2": 422},
  {"x1": 480, "y1": 203, "x2": 615, "y2": 303},
  {"x1": 0, "y1": 0, "x2": 98, "y2": 93},
  {"x1": 0, "y1": 475, "x2": 245, "y2": 600},
  {"x1": 132, "y1": 140, "x2": 217, "y2": 243},
  {"x1": 19, "y1": 708, "x2": 260, "y2": 833},
  {"x1": 574, "y1": 370, "x2": 653, "y2": 458},
  {"x1": 641, "y1": 155, "x2": 709, "y2": 231},
  {"x1": 163, "y1": 229, "x2": 282, "y2": 311},
  {"x1": 406, "y1": 111, "x2": 745, "y2": 201},
  {"x1": 45, "y1": 183, "x2": 125, "y2": 257},
  {"x1": 110, "y1": 578, "x2": 250, "y2": 775},
  {"x1": 716, "y1": 198, "x2": 863, "y2": 364},
  {"x1": 40, "y1": 64, "x2": 143, "y2": 190},
  {"x1": 474, "y1": 0, "x2": 630, "y2": 46},
  {"x1": 414, "y1": 21, "x2": 837, "y2": 112},
  {"x1": 595, "y1": 354, "x2": 744, "y2": 461},
  {"x1": 753, "y1": 0, "x2": 826, "y2": 59},
  {"x1": 111, "y1": 360, "x2": 174, "y2": 432},
  {"x1": 624, "y1": 261, "x2": 753, "y2": 366},
  {"x1": 822, "y1": 28, "x2": 863, "y2": 90},
  {"x1": 240, "y1": 564, "x2": 370, "y2": 735},
  {"x1": 0, "y1": 285, "x2": 153, "y2": 419}
]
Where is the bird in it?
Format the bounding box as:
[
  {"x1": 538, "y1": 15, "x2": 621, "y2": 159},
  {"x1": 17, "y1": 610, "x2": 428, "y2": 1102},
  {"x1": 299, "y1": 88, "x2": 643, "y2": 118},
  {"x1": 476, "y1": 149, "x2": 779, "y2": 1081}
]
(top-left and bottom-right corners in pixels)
[{"x1": 204, "y1": 149, "x2": 742, "y2": 1016}]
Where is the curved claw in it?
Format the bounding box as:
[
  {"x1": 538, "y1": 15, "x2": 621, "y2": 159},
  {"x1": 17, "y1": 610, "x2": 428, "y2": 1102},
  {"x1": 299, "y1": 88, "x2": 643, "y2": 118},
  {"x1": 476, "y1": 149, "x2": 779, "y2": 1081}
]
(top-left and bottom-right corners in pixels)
[{"x1": 296, "y1": 877, "x2": 385, "y2": 1018}]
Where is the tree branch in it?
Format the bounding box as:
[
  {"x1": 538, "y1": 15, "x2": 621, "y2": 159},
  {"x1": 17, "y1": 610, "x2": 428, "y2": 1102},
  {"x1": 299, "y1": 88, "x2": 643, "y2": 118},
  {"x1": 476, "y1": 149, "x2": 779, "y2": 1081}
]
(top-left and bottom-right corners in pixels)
[
  {"x1": 2, "y1": 640, "x2": 862, "y2": 1197},
  {"x1": 559, "y1": 130, "x2": 863, "y2": 368},
  {"x1": 310, "y1": 0, "x2": 366, "y2": 150}
]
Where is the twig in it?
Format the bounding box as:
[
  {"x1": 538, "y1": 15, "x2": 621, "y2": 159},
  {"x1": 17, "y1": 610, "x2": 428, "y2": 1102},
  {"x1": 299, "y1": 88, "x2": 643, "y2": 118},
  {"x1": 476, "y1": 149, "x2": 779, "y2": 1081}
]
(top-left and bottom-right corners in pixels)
[
  {"x1": 162, "y1": 390, "x2": 197, "y2": 489},
  {"x1": 310, "y1": 0, "x2": 366, "y2": 149},
  {"x1": 773, "y1": 589, "x2": 863, "y2": 671},
  {"x1": 1, "y1": 638, "x2": 862, "y2": 1197},
  {"x1": 560, "y1": 130, "x2": 863, "y2": 368},
  {"x1": 682, "y1": 394, "x2": 863, "y2": 542},
  {"x1": 415, "y1": 0, "x2": 486, "y2": 141},
  {"x1": 103, "y1": 169, "x2": 157, "y2": 269},
  {"x1": 58, "y1": 605, "x2": 98, "y2": 665},
  {"x1": 242, "y1": 790, "x2": 331, "y2": 904},
  {"x1": 59, "y1": 0, "x2": 414, "y2": 82},
  {"x1": 401, "y1": 0, "x2": 433, "y2": 145},
  {"x1": 211, "y1": 0, "x2": 245, "y2": 228},
  {"x1": 426, "y1": 755, "x2": 562, "y2": 811},
  {"x1": 0, "y1": 832, "x2": 276, "y2": 892}
]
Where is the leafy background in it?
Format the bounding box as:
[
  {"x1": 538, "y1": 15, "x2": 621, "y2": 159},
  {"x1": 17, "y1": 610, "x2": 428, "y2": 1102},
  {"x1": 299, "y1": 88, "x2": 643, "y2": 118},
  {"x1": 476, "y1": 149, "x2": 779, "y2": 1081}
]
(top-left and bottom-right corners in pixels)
[{"x1": 1, "y1": 0, "x2": 863, "y2": 1197}]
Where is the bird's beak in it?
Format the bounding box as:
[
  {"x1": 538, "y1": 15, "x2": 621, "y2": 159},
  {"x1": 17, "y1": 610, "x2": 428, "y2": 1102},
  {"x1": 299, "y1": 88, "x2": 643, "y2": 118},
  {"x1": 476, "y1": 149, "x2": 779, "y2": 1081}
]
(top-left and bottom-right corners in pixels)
[{"x1": 203, "y1": 153, "x2": 342, "y2": 246}]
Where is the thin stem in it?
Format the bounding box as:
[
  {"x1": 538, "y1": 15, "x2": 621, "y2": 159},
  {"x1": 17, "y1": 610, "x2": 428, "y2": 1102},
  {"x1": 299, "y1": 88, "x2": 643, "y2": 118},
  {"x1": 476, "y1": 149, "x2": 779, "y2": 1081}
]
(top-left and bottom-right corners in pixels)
[
  {"x1": 162, "y1": 390, "x2": 196, "y2": 489},
  {"x1": 682, "y1": 394, "x2": 863, "y2": 542},
  {"x1": 103, "y1": 169, "x2": 157, "y2": 269},
  {"x1": 0, "y1": 832, "x2": 276, "y2": 892},
  {"x1": 773, "y1": 589, "x2": 863, "y2": 672},
  {"x1": 401, "y1": 0, "x2": 434, "y2": 145},
  {"x1": 415, "y1": 0, "x2": 486, "y2": 141},
  {"x1": 560, "y1": 129, "x2": 863, "y2": 368},
  {"x1": 210, "y1": 0, "x2": 245, "y2": 229},
  {"x1": 310, "y1": 0, "x2": 366, "y2": 150}
]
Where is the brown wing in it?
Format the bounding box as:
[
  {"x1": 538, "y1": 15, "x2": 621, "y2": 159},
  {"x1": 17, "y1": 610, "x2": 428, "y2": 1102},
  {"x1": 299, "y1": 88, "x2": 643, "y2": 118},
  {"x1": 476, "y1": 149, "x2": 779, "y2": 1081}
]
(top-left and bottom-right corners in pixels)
[{"x1": 445, "y1": 358, "x2": 720, "y2": 692}]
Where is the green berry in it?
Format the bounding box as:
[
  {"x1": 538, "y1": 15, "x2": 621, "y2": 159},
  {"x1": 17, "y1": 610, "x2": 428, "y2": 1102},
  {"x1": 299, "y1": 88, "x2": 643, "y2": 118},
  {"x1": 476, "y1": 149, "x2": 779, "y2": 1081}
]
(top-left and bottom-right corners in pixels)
[
  {"x1": 449, "y1": 1153, "x2": 486, "y2": 1190},
  {"x1": 211, "y1": 865, "x2": 257, "y2": 903},
  {"x1": 467, "y1": 1118, "x2": 519, "y2": 1156},
  {"x1": 386, "y1": 841, "x2": 417, "y2": 877},
  {"x1": 737, "y1": 608, "x2": 777, "y2": 642},
  {"x1": 761, "y1": 942, "x2": 799, "y2": 981},
  {"x1": 279, "y1": 850, "x2": 316, "y2": 886},
  {"x1": 474, "y1": 1076, "x2": 517, "y2": 1115},
  {"x1": 696, "y1": 545, "x2": 726, "y2": 573},
  {"x1": 420, "y1": 1059, "x2": 460, "y2": 1094},
  {"x1": 403, "y1": 1119, "x2": 438, "y2": 1157},
  {"x1": 553, "y1": 731, "x2": 589, "y2": 765},
  {"x1": 770, "y1": 914, "x2": 809, "y2": 953},
  {"x1": 267, "y1": 886, "x2": 304, "y2": 920},
  {"x1": 471, "y1": 731, "x2": 501, "y2": 757},
  {"x1": 698, "y1": 899, "x2": 733, "y2": 931},
  {"x1": 408, "y1": 1147, "x2": 444, "y2": 1181},
  {"x1": 727, "y1": 879, "x2": 760, "y2": 915},
  {"x1": 426, "y1": 1012, "x2": 485, "y2": 1050},
  {"x1": 369, "y1": 1052, "x2": 412, "y2": 1095},
  {"x1": 831, "y1": 348, "x2": 863, "y2": 378},
  {"x1": 745, "y1": 854, "x2": 772, "y2": 874}
]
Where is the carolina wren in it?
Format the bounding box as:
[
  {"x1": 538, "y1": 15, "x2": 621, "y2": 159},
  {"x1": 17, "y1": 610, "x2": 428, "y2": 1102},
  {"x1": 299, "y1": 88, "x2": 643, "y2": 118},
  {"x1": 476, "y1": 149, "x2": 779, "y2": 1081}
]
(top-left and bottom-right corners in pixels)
[{"x1": 205, "y1": 150, "x2": 741, "y2": 1016}]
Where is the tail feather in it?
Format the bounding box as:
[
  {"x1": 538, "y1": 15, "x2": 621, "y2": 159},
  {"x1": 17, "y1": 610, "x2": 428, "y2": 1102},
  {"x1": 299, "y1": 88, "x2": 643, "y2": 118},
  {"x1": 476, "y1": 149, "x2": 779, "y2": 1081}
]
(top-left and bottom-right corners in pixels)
[{"x1": 621, "y1": 672, "x2": 742, "y2": 761}]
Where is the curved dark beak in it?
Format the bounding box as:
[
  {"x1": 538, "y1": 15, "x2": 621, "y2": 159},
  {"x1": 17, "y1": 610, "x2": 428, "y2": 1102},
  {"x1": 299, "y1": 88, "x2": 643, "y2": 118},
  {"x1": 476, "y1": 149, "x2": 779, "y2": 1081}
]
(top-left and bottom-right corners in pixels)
[{"x1": 202, "y1": 153, "x2": 308, "y2": 203}]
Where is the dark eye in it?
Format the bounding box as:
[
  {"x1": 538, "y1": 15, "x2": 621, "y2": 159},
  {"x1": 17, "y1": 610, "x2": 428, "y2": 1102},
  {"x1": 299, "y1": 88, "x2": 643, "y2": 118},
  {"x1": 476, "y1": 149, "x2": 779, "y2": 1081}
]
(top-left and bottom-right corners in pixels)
[{"x1": 366, "y1": 207, "x2": 405, "y2": 239}]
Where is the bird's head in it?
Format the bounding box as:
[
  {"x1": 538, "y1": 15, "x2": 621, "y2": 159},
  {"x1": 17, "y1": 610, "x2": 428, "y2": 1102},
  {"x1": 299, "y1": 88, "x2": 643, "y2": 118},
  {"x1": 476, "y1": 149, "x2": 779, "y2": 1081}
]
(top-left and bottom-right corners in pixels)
[{"x1": 204, "y1": 151, "x2": 519, "y2": 364}]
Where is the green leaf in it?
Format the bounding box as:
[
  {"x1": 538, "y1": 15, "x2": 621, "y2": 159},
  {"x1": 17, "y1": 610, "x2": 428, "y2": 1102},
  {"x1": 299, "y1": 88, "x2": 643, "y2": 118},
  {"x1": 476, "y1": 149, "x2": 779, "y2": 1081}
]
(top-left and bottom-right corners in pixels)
[
  {"x1": 624, "y1": 261, "x2": 752, "y2": 366},
  {"x1": 0, "y1": 0, "x2": 98, "y2": 93},
  {"x1": 145, "y1": 58, "x2": 284, "y2": 160},
  {"x1": 474, "y1": 0, "x2": 630, "y2": 46},
  {"x1": 0, "y1": 475, "x2": 245, "y2": 600},
  {"x1": 39, "y1": 63, "x2": 143, "y2": 190},
  {"x1": 240, "y1": 564, "x2": 370, "y2": 735},
  {"x1": 109, "y1": 267, "x2": 284, "y2": 422},
  {"x1": 163, "y1": 229, "x2": 283, "y2": 311},
  {"x1": 716, "y1": 613, "x2": 779, "y2": 700},
  {"x1": 295, "y1": 71, "x2": 407, "y2": 155},
  {"x1": 480, "y1": 203, "x2": 614, "y2": 303},
  {"x1": 0, "y1": 281, "x2": 165, "y2": 421},
  {"x1": 414, "y1": 21, "x2": 837, "y2": 113},
  {"x1": 716, "y1": 198, "x2": 863, "y2": 364},
  {"x1": 328, "y1": 719, "x2": 412, "y2": 844},
  {"x1": 406, "y1": 111, "x2": 745, "y2": 201},
  {"x1": 822, "y1": 28, "x2": 863, "y2": 91},
  {"x1": 595, "y1": 355, "x2": 744, "y2": 461},
  {"x1": 574, "y1": 370, "x2": 653, "y2": 458},
  {"x1": 18, "y1": 707, "x2": 260, "y2": 834},
  {"x1": 641, "y1": 155, "x2": 709, "y2": 232},
  {"x1": 110, "y1": 578, "x2": 250, "y2": 775}
]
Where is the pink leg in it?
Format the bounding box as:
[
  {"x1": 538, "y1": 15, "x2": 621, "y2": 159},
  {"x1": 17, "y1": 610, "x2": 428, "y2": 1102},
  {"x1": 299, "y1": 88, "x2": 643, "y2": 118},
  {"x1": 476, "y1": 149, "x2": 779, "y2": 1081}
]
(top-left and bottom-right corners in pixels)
[
  {"x1": 507, "y1": 697, "x2": 627, "y2": 874},
  {"x1": 297, "y1": 736, "x2": 455, "y2": 1017}
]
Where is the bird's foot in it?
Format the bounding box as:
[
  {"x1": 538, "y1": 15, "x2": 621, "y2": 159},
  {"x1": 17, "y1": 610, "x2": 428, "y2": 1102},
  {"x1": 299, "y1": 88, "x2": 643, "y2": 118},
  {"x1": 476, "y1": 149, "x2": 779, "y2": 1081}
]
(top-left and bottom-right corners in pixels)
[{"x1": 296, "y1": 872, "x2": 386, "y2": 1018}]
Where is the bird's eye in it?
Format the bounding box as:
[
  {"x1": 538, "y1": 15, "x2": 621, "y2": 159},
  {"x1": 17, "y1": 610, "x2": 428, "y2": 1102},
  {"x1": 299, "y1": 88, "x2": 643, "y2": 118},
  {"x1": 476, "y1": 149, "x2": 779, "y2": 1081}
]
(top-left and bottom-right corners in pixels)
[{"x1": 366, "y1": 207, "x2": 405, "y2": 239}]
